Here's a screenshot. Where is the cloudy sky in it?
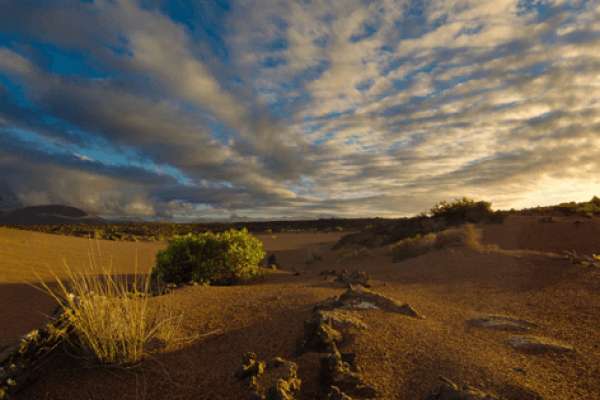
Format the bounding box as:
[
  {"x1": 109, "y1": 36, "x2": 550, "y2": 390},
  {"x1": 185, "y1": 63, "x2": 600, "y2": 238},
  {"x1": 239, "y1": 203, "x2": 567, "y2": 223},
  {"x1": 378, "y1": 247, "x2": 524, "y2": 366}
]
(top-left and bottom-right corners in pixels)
[{"x1": 0, "y1": 0, "x2": 599, "y2": 220}]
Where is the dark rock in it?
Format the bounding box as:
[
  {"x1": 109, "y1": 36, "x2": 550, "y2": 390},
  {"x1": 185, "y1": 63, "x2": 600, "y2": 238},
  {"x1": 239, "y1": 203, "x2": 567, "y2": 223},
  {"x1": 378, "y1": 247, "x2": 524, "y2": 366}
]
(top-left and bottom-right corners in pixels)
[
  {"x1": 327, "y1": 385, "x2": 353, "y2": 400},
  {"x1": 334, "y1": 270, "x2": 370, "y2": 288},
  {"x1": 0, "y1": 310, "x2": 72, "y2": 399},
  {"x1": 236, "y1": 352, "x2": 266, "y2": 380},
  {"x1": 267, "y1": 254, "x2": 278, "y2": 268},
  {"x1": 238, "y1": 355, "x2": 301, "y2": 400},
  {"x1": 321, "y1": 343, "x2": 377, "y2": 399},
  {"x1": 299, "y1": 309, "x2": 366, "y2": 354},
  {"x1": 426, "y1": 377, "x2": 498, "y2": 400},
  {"x1": 317, "y1": 286, "x2": 424, "y2": 319},
  {"x1": 563, "y1": 250, "x2": 600, "y2": 267},
  {"x1": 507, "y1": 336, "x2": 574, "y2": 354},
  {"x1": 467, "y1": 315, "x2": 537, "y2": 332}
]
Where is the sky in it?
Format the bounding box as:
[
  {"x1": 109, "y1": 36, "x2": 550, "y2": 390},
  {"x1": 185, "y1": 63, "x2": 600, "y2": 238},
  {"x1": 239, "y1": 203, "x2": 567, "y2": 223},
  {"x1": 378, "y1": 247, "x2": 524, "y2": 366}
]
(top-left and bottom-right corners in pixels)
[{"x1": 0, "y1": 0, "x2": 599, "y2": 220}]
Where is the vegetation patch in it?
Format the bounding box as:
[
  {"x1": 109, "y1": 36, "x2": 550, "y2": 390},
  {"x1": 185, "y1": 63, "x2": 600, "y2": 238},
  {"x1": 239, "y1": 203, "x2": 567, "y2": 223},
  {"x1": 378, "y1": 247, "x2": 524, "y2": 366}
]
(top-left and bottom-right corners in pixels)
[
  {"x1": 517, "y1": 196, "x2": 600, "y2": 217},
  {"x1": 153, "y1": 228, "x2": 265, "y2": 285},
  {"x1": 38, "y1": 262, "x2": 184, "y2": 366},
  {"x1": 334, "y1": 197, "x2": 505, "y2": 250},
  {"x1": 429, "y1": 197, "x2": 497, "y2": 224},
  {"x1": 391, "y1": 224, "x2": 485, "y2": 262}
]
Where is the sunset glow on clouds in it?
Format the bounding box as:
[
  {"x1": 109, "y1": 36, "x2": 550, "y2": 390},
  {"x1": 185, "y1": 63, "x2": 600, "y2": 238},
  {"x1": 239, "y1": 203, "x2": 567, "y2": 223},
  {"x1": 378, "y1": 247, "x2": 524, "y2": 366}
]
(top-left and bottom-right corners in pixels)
[{"x1": 0, "y1": 0, "x2": 599, "y2": 219}]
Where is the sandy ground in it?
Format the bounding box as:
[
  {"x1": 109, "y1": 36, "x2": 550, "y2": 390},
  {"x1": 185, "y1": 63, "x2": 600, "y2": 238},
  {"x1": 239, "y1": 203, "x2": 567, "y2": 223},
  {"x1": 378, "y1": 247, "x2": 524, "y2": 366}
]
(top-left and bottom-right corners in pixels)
[{"x1": 1, "y1": 217, "x2": 599, "y2": 399}]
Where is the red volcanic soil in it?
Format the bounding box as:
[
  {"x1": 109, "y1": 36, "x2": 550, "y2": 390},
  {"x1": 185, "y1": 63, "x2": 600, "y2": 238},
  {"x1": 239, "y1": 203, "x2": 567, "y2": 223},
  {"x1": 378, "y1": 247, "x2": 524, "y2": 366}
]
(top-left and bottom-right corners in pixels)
[
  {"x1": 482, "y1": 215, "x2": 600, "y2": 254},
  {"x1": 1, "y1": 217, "x2": 599, "y2": 399}
]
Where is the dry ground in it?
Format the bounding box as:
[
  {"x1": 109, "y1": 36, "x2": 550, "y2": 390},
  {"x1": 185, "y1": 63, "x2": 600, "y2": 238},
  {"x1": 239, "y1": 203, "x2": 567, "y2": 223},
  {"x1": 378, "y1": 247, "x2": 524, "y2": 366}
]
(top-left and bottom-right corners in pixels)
[{"x1": 1, "y1": 216, "x2": 599, "y2": 399}]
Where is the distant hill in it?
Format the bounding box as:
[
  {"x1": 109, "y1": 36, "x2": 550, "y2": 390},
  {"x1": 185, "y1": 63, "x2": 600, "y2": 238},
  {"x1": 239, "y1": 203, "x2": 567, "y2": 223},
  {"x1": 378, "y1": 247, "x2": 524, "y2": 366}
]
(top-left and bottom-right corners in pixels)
[{"x1": 0, "y1": 205, "x2": 104, "y2": 225}]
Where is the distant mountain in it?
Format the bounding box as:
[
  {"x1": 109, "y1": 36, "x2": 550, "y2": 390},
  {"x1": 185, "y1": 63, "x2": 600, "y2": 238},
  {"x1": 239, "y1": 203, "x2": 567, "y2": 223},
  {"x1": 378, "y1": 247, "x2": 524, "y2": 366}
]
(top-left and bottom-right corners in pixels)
[{"x1": 0, "y1": 205, "x2": 105, "y2": 225}]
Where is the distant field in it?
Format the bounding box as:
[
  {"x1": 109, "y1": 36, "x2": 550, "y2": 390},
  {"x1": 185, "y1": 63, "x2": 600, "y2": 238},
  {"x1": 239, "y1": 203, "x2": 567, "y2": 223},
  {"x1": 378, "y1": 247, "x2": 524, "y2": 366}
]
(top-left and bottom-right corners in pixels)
[{"x1": 0, "y1": 227, "x2": 164, "y2": 284}]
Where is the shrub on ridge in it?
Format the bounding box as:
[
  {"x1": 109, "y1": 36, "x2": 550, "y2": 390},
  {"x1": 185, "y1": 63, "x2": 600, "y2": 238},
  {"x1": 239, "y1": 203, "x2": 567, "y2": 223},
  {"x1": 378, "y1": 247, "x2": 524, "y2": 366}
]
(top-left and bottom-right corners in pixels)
[
  {"x1": 430, "y1": 197, "x2": 494, "y2": 224},
  {"x1": 391, "y1": 224, "x2": 484, "y2": 262}
]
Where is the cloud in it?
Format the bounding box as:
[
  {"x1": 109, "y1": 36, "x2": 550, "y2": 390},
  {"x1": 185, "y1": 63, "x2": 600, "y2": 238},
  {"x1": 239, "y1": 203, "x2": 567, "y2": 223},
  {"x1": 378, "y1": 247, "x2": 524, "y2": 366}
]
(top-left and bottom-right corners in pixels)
[{"x1": 0, "y1": 0, "x2": 599, "y2": 219}]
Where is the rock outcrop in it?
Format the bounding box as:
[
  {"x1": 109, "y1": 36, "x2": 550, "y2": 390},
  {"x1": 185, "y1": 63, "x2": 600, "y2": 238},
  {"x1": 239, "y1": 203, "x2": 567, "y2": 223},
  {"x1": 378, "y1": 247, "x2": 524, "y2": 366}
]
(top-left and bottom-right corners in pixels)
[
  {"x1": 321, "y1": 343, "x2": 377, "y2": 399},
  {"x1": 236, "y1": 353, "x2": 301, "y2": 400},
  {"x1": 0, "y1": 310, "x2": 72, "y2": 399},
  {"x1": 317, "y1": 285, "x2": 424, "y2": 318}
]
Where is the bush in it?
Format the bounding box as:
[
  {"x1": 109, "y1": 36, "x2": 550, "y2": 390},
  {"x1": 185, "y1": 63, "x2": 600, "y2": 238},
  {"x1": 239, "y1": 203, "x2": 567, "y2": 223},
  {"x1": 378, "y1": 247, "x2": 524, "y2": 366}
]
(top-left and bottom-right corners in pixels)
[
  {"x1": 434, "y1": 224, "x2": 482, "y2": 250},
  {"x1": 391, "y1": 233, "x2": 437, "y2": 262},
  {"x1": 556, "y1": 196, "x2": 600, "y2": 216},
  {"x1": 430, "y1": 197, "x2": 494, "y2": 224},
  {"x1": 153, "y1": 228, "x2": 265, "y2": 285},
  {"x1": 391, "y1": 224, "x2": 484, "y2": 262}
]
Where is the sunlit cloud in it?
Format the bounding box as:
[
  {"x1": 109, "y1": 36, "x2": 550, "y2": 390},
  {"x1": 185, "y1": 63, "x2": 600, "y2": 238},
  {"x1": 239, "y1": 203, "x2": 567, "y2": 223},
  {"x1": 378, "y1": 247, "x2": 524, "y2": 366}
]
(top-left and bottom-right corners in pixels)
[{"x1": 0, "y1": 0, "x2": 598, "y2": 219}]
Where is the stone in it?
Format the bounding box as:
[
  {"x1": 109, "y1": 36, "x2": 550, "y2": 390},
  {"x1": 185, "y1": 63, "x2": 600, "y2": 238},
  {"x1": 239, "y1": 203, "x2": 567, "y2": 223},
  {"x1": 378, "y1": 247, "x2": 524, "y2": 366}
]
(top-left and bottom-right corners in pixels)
[
  {"x1": 327, "y1": 385, "x2": 353, "y2": 400},
  {"x1": 0, "y1": 310, "x2": 72, "y2": 399},
  {"x1": 507, "y1": 336, "x2": 574, "y2": 354},
  {"x1": 238, "y1": 355, "x2": 301, "y2": 400},
  {"x1": 426, "y1": 377, "x2": 499, "y2": 400},
  {"x1": 317, "y1": 285, "x2": 424, "y2": 318},
  {"x1": 267, "y1": 254, "x2": 278, "y2": 268},
  {"x1": 318, "y1": 310, "x2": 368, "y2": 331},
  {"x1": 299, "y1": 309, "x2": 367, "y2": 354},
  {"x1": 467, "y1": 315, "x2": 537, "y2": 332},
  {"x1": 236, "y1": 352, "x2": 266, "y2": 380},
  {"x1": 334, "y1": 270, "x2": 371, "y2": 288},
  {"x1": 321, "y1": 343, "x2": 377, "y2": 399}
]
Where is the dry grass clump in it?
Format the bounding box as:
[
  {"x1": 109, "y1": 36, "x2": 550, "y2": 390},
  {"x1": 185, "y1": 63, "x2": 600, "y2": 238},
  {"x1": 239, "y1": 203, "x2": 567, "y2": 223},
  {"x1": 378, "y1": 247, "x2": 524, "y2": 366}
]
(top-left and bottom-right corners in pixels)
[
  {"x1": 391, "y1": 233, "x2": 437, "y2": 262},
  {"x1": 37, "y1": 253, "x2": 184, "y2": 366},
  {"x1": 391, "y1": 224, "x2": 486, "y2": 262},
  {"x1": 435, "y1": 224, "x2": 483, "y2": 250}
]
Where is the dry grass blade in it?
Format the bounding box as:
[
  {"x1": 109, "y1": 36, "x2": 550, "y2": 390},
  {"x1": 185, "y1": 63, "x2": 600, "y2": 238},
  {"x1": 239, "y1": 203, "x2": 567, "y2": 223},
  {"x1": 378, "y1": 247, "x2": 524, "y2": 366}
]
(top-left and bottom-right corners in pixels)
[{"x1": 34, "y1": 240, "x2": 184, "y2": 366}]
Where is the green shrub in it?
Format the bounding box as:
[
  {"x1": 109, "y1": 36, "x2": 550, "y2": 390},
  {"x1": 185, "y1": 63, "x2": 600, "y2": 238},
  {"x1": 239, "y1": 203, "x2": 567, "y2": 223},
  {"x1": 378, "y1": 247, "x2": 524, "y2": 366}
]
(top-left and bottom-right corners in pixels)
[
  {"x1": 430, "y1": 197, "x2": 494, "y2": 224},
  {"x1": 153, "y1": 228, "x2": 265, "y2": 285}
]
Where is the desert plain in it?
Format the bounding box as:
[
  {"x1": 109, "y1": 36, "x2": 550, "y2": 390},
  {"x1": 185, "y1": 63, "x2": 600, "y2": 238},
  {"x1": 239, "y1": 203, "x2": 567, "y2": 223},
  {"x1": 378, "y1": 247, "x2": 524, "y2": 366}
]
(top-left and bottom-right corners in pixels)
[{"x1": 0, "y1": 215, "x2": 599, "y2": 399}]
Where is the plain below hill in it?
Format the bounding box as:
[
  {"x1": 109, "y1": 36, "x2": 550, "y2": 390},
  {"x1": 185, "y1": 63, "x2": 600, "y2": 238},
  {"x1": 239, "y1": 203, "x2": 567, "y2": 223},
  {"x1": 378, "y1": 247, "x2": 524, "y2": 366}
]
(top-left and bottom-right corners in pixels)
[{"x1": 0, "y1": 205, "x2": 104, "y2": 226}]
